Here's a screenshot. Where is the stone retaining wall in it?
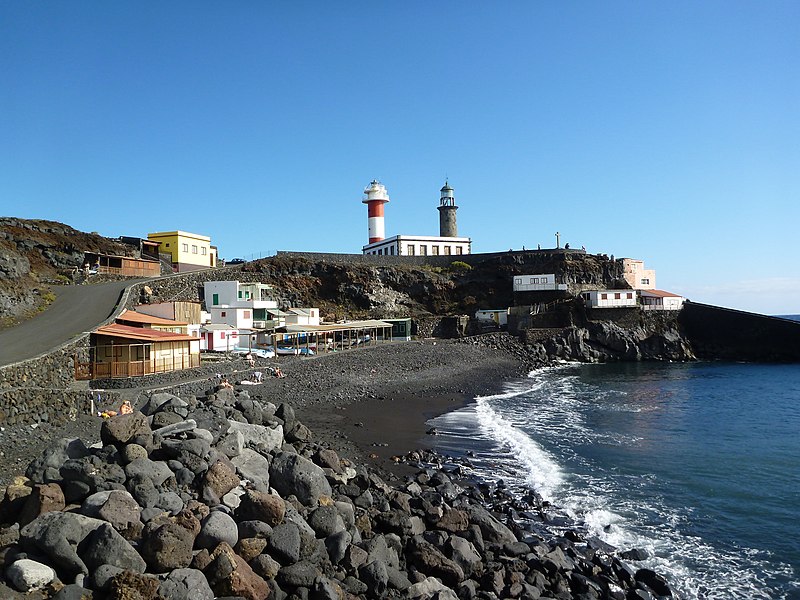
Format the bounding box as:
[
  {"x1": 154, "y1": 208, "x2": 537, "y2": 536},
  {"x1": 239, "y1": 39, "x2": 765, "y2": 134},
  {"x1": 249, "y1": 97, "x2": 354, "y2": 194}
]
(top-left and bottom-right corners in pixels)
[{"x1": 0, "y1": 388, "x2": 120, "y2": 427}]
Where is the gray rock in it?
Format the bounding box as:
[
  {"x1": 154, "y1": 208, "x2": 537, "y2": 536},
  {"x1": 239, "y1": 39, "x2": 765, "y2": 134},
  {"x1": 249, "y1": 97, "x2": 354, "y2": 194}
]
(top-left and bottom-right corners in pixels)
[
  {"x1": 268, "y1": 522, "x2": 301, "y2": 565},
  {"x1": 157, "y1": 568, "x2": 214, "y2": 600},
  {"x1": 366, "y1": 534, "x2": 400, "y2": 569},
  {"x1": 314, "y1": 577, "x2": 345, "y2": 600},
  {"x1": 124, "y1": 457, "x2": 174, "y2": 487},
  {"x1": 120, "y1": 443, "x2": 148, "y2": 463},
  {"x1": 20, "y1": 512, "x2": 106, "y2": 576},
  {"x1": 25, "y1": 438, "x2": 89, "y2": 484},
  {"x1": 197, "y1": 510, "x2": 239, "y2": 550},
  {"x1": 80, "y1": 490, "x2": 141, "y2": 531},
  {"x1": 359, "y1": 559, "x2": 388, "y2": 597},
  {"x1": 52, "y1": 583, "x2": 94, "y2": 599},
  {"x1": 7, "y1": 559, "x2": 56, "y2": 592},
  {"x1": 407, "y1": 577, "x2": 456, "y2": 599},
  {"x1": 83, "y1": 522, "x2": 147, "y2": 573},
  {"x1": 140, "y1": 392, "x2": 187, "y2": 416},
  {"x1": 269, "y1": 451, "x2": 332, "y2": 506},
  {"x1": 227, "y1": 420, "x2": 283, "y2": 454},
  {"x1": 216, "y1": 429, "x2": 245, "y2": 458},
  {"x1": 89, "y1": 564, "x2": 124, "y2": 592},
  {"x1": 448, "y1": 535, "x2": 483, "y2": 577},
  {"x1": 324, "y1": 530, "x2": 351, "y2": 564},
  {"x1": 408, "y1": 537, "x2": 464, "y2": 587},
  {"x1": 230, "y1": 448, "x2": 271, "y2": 491},
  {"x1": 308, "y1": 505, "x2": 345, "y2": 538},
  {"x1": 60, "y1": 456, "x2": 126, "y2": 494},
  {"x1": 155, "y1": 419, "x2": 198, "y2": 438},
  {"x1": 386, "y1": 565, "x2": 412, "y2": 591},
  {"x1": 467, "y1": 504, "x2": 517, "y2": 545},
  {"x1": 276, "y1": 560, "x2": 320, "y2": 588},
  {"x1": 156, "y1": 491, "x2": 184, "y2": 515}
]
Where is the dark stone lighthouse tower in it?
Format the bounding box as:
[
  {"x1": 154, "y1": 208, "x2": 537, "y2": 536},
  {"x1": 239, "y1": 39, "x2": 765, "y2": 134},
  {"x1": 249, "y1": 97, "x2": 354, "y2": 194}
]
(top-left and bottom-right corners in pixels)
[{"x1": 437, "y1": 180, "x2": 458, "y2": 237}]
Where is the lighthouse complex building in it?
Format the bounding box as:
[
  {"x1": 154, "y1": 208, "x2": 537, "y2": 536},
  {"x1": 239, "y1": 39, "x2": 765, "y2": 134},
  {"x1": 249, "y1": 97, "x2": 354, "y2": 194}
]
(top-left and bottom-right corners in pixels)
[{"x1": 361, "y1": 180, "x2": 472, "y2": 256}]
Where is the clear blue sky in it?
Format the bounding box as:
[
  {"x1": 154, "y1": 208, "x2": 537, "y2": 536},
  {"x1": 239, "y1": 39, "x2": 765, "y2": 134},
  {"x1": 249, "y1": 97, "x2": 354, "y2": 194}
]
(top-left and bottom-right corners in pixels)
[{"x1": 2, "y1": 2, "x2": 798, "y2": 314}]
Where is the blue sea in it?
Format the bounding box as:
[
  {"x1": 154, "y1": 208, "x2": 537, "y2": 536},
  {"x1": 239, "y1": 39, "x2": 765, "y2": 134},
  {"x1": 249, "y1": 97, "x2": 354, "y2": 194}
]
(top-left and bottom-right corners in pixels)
[{"x1": 428, "y1": 359, "x2": 800, "y2": 599}]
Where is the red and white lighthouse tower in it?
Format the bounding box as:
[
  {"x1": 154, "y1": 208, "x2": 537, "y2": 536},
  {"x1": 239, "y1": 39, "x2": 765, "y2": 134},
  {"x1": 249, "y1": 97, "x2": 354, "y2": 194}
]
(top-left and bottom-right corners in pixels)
[{"x1": 362, "y1": 180, "x2": 390, "y2": 244}]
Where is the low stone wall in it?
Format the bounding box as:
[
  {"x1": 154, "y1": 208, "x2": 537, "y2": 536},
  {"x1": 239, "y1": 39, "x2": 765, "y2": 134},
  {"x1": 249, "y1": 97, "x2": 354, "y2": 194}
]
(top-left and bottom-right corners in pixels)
[
  {"x1": 0, "y1": 388, "x2": 120, "y2": 427},
  {"x1": 89, "y1": 357, "x2": 264, "y2": 389},
  {"x1": 0, "y1": 338, "x2": 89, "y2": 391}
]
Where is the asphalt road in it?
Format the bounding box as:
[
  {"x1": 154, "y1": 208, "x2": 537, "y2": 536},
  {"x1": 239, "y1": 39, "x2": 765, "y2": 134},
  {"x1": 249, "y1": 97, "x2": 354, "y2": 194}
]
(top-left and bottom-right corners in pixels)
[{"x1": 0, "y1": 280, "x2": 138, "y2": 367}]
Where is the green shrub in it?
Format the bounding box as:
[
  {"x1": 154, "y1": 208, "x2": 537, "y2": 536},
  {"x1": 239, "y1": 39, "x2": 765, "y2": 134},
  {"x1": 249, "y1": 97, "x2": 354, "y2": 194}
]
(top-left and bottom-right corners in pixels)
[{"x1": 449, "y1": 261, "x2": 472, "y2": 272}]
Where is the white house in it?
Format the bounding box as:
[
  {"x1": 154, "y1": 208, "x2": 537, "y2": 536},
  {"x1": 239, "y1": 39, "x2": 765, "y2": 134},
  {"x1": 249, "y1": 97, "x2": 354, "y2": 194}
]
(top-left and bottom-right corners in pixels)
[
  {"x1": 640, "y1": 290, "x2": 686, "y2": 311},
  {"x1": 582, "y1": 290, "x2": 637, "y2": 308},
  {"x1": 209, "y1": 306, "x2": 254, "y2": 330},
  {"x1": 204, "y1": 281, "x2": 278, "y2": 328},
  {"x1": 475, "y1": 309, "x2": 508, "y2": 327},
  {"x1": 513, "y1": 274, "x2": 568, "y2": 292},
  {"x1": 285, "y1": 308, "x2": 321, "y2": 327},
  {"x1": 200, "y1": 323, "x2": 240, "y2": 352}
]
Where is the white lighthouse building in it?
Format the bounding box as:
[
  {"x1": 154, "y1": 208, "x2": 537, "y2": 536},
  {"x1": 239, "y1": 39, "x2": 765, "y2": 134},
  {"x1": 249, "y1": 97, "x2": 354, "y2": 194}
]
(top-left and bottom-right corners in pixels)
[
  {"x1": 361, "y1": 180, "x2": 472, "y2": 257},
  {"x1": 362, "y1": 180, "x2": 390, "y2": 244}
]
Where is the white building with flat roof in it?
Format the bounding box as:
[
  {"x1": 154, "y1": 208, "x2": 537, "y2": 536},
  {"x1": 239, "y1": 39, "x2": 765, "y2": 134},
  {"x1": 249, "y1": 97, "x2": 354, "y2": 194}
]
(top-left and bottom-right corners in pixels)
[
  {"x1": 361, "y1": 181, "x2": 472, "y2": 256},
  {"x1": 582, "y1": 290, "x2": 637, "y2": 308},
  {"x1": 513, "y1": 274, "x2": 568, "y2": 292}
]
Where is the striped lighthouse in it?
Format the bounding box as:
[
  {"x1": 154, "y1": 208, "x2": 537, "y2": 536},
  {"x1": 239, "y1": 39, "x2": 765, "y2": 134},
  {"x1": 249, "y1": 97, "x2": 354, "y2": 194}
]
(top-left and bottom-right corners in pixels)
[{"x1": 362, "y1": 180, "x2": 390, "y2": 244}]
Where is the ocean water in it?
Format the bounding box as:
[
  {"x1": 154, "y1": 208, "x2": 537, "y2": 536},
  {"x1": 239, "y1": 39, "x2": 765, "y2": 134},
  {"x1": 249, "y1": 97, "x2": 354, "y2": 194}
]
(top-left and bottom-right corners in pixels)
[{"x1": 428, "y1": 361, "x2": 800, "y2": 599}]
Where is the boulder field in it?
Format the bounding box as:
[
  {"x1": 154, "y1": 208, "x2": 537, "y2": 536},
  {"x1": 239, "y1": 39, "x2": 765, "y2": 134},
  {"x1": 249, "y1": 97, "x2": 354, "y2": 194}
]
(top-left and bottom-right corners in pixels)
[{"x1": 0, "y1": 384, "x2": 673, "y2": 599}]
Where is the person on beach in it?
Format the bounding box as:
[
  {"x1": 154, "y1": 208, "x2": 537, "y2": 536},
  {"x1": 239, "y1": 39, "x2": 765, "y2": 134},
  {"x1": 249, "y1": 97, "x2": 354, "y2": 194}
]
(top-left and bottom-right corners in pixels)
[{"x1": 274, "y1": 367, "x2": 285, "y2": 378}]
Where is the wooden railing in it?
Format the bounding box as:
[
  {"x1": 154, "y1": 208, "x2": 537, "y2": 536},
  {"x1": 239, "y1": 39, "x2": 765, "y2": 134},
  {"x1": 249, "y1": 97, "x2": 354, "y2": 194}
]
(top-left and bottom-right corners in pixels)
[{"x1": 75, "y1": 354, "x2": 201, "y2": 380}]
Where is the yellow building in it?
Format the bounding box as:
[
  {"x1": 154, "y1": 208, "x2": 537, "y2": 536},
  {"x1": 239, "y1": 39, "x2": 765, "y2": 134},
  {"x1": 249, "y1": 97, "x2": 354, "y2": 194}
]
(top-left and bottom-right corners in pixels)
[{"x1": 147, "y1": 230, "x2": 216, "y2": 272}]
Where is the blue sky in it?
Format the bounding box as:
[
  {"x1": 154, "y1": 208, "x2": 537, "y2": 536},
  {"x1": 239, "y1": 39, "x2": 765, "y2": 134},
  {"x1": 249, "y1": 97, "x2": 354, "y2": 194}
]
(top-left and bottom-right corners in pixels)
[{"x1": 1, "y1": 2, "x2": 798, "y2": 314}]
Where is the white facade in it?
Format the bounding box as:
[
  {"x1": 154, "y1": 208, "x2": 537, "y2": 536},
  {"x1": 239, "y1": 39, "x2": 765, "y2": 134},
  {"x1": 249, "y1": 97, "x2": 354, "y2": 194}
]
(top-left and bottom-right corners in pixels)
[
  {"x1": 622, "y1": 259, "x2": 656, "y2": 290},
  {"x1": 200, "y1": 324, "x2": 239, "y2": 351},
  {"x1": 640, "y1": 290, "x2": 685, "y2": 311},
  {"x1": 285, "y1": 308, "x2": 321, "y2": 326},
  {"x1": 204, "y1": 281, "x2": 277, "y2": 310},
  {"x1": 513, "y1": 274, "x2": 569, "y2": 292},
  {"x1": 210, "y1": 306, "x2": 254, "y2": 330},
  {"x1": 582, "y1": 290, "x2": 637, "y2": 308},
  {"x1": 475, "y1": 309, "x2": 508, "y2": 327},
  {"x1": 363, "y1": 235, "x2": 471, "y2": 257}
]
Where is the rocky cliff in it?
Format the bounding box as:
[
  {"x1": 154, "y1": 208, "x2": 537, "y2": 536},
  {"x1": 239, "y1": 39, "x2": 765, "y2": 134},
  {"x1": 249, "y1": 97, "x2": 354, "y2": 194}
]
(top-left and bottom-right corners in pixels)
[{"x1": 0, "y1": 218, "x2": 133, "y2": 326}]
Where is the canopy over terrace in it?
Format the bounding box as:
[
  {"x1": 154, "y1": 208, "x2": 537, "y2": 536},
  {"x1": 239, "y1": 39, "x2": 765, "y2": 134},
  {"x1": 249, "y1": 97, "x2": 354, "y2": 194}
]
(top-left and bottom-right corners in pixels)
[
  {"x1": 265, "y1": 320, "x2": 394, "y2": 355},
  {"x1": 77, "y1": 323, "x2": 201, "y2": 380}
]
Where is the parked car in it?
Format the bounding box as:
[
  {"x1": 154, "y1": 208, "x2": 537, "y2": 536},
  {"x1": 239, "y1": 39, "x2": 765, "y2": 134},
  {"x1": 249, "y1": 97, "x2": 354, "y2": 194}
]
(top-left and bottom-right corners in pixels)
[{"x1": 228, "y1": 258, "x2": 246, "y2": 265}]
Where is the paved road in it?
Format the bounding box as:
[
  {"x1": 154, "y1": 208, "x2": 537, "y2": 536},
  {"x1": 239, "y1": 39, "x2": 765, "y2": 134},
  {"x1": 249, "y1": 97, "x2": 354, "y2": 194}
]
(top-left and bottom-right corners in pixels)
[{"x1": 0, "y1": 280, "x2": 139, "y2": 367}]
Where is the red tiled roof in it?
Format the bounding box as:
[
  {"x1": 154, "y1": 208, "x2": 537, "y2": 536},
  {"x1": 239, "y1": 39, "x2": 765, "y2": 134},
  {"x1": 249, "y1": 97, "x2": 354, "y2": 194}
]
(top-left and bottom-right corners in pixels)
[
  {"x1": 117, "y1": 309, "x2": 188, "y2": 327},
  {"x1": 641, "y1": 289, "x2": 683, "y2": 298},
  {"x1": 95, "y1": 323, "x2": 199, "y2": 342}
]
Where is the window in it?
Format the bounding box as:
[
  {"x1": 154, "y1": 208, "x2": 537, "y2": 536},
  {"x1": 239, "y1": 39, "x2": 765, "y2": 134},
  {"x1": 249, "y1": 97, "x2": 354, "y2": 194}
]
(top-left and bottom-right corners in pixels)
[
  {"x1": 221, "y1": 311, "x2": 226, "y2": 317},
  {"x1": 444, "y1": 246, "x2": 451, "y2": 255},
  {"x1": 191, "y1": 245, "x2": 198, "y2": 254},
  {"x1": 456, "y1": 247, "x2": 463, "y2": 255},
  {"x1": 244, "y1": 311, "x2": 250, "y2": 318},
  {"x1": 641, "y1": 278, "x2": 650, "y2": 285},
  {"x1": 515, "y1": 278, "x2": 521, "y2": 285},
  {"x1": 420, "y1": 245, "x2": 427, "y2": 255},
  {"x1": 378, "y1": 249, "x2": 383, "y2": 255},
  {"x1": 432, "y1": 246, "x2": 439, "y2": 255},
  {"x1": 390, "y1": 246, "x2": 395, "y2": 255},
  {"x1": 238, "y1": 291, "x2": 243, "y2": 298},
  {"x1": 212, "y1": 293, "x2": 219, "y2": 305},
  {"x1": 615, "y1": 293, "x2": 621, "y2": 299},
  {"x1": 182, "y1": 243, "x2": 188, "y2": 252},
  {"x1": 165, "y1": 243, "x2": 170, "y2": 248},
  {"x1": 601, "y1": 293, "x2": 608, "y2": 300},
  {"x1": 627, "y1": 293, "x2": 633, "y2": 299},
  {"x1": 408, "y1": 245, "x2": 415, "y2": 256},
  {"x1": 221, "y1": 332, "x2": 226, "y2": 339},
  {"x1": 201, "y1": 247, "x2": 207, "y2": 255}
]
